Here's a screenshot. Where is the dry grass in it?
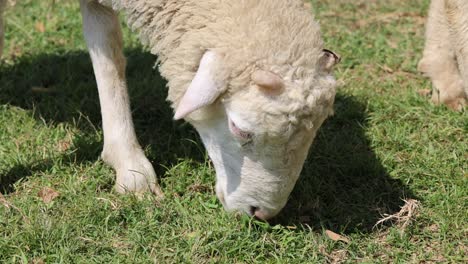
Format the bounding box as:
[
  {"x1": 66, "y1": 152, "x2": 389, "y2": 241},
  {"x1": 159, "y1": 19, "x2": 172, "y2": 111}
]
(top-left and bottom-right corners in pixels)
[{"x1": 375, "y1": 199, "x2": 421, "y2": 230}]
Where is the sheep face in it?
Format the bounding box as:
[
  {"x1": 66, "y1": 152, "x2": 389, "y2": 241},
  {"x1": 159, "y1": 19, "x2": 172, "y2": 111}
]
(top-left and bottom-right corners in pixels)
[
  {"x1": 175, "y1": 51, "x2": 339, "y2": 220},
  {"x1": 192, "y1": 107, "x2": 320, "y2": 220}
]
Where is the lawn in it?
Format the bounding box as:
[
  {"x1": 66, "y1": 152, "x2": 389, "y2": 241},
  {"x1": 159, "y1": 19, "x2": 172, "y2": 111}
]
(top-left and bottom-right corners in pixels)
[{"x1": 0, "y1": 0, "x2": 466, "y2": 263}]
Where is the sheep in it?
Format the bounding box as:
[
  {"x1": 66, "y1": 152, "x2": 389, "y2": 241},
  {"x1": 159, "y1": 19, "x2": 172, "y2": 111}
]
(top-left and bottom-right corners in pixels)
[
  {"x1": 2, "y1": 0, "x2": 339, "y2": 220},
  {"x1": 418, "y1": 0, "x2": 468, "y2": 111}
]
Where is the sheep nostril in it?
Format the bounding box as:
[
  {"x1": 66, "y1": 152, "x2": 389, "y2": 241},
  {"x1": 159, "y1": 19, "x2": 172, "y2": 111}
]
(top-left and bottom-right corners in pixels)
[
  {"x1": 252, "y1": 207, "x2": 271, "y2": 221},
  {"x1": 249, "y1": 206, "x2": 258, "y2": 216}
]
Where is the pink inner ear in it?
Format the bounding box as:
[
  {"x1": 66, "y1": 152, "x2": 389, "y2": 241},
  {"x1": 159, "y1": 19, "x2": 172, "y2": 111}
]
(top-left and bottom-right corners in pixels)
[
  {"x1": 173, "y1": 51, "x2": 223, "y2": 120},
  {"x1": 320, "y1": 49, "x2": 341, "y2": 72},
  {"x1": 252, "y1": 70, "x2": 284, "y2": 91}
]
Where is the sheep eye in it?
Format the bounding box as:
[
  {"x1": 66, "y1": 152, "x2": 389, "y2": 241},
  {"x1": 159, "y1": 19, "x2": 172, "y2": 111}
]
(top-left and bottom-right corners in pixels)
[{"x1": 229, "y1": 120, "x2": 253, "y2": 141}]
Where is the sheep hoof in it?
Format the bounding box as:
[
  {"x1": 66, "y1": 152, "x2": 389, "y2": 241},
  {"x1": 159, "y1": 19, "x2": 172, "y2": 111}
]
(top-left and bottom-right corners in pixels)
[
  {"x1": 101, "y1": 148, "x2": 162, "y2": 197},
  {"x1": 442, "y1": 97, "x2": 467, "y2": 112},
  {"x1": 113, "y1": 160, "x2": 162, "y2": 197},
  {"x1": 430, "y1": 91, "x2": 467, "y2": 111}
]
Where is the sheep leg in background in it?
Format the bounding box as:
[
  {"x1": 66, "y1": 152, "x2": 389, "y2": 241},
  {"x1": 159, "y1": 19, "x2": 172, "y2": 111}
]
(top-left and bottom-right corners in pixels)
[
  {"x1": 418, "y1": 0, "x2": 466, "y2": 110},
  {"x1": 445, "y1": 0, "x2": 468, "y2": 101},
  {"x1": 80, "y1": 0, "x2": 162, "y2": 195},
  {"x1": 0, "y1": 0, "x2": 6, "y2": 58}
]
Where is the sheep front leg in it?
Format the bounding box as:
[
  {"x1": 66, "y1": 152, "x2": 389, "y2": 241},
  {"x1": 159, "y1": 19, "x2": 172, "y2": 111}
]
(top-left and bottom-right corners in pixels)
[
  {"x1": 80, "y1": 0, "x2": 162, "y2": 195},
  {"x1": 0, "y1": 0, "x2": 6, "y2": 58},
  {"x1": 445, "y1": 0, "x2": 468, "y2": 103},
  {"x1": 418, "y1": 0, "x2": 467, "y2": 110}
]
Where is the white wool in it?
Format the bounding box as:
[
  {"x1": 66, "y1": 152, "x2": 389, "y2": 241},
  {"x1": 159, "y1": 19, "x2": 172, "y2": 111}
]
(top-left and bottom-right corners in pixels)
[{"x1": 419, "y1": 0, "x2": 468, "y2": 110}]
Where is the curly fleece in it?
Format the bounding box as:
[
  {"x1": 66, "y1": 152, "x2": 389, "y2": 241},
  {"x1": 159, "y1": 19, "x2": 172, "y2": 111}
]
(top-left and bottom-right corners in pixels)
[{"x1": 97, "y1": 0, "x2": 336, "y2": 127}]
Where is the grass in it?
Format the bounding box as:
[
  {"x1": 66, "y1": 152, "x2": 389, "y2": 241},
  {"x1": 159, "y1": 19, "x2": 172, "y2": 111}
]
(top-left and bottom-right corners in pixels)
[{"x1": 0, "y1": 0, "x2": 466, "y2": 262}]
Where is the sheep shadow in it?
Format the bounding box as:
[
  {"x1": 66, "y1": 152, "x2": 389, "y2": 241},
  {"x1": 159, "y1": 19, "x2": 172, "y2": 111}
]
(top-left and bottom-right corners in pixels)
[
  {"x1": 0, "y1": 48, "x2": 203, "y2": 194},
  {"x1": 274, "y1": 94, "x2": 416, "y2": 233},
  {"x1": 0, "y1": 49, "x2": 415, "y2": 234}
]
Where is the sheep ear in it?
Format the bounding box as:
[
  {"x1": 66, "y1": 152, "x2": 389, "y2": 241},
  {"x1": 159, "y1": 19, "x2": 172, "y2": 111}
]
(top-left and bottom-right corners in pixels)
[
  {"x1": 174, "y1": 51, "x2": 225, "y2": 120},
  {"x1": 252, "y1": 70, "x2": 284, "y2": 91},
  {"x1": 319, "y1": 49, "x2": 341, "y2": 72}
]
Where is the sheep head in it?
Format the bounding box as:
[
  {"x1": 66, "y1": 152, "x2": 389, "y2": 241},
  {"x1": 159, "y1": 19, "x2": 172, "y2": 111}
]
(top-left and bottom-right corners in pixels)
[{"x1": 172, "y1": 48, "x2": 339, "y2": 220}]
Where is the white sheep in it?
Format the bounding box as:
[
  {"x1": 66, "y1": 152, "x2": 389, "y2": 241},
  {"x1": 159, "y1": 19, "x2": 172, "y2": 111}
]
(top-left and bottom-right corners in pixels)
[
  {"x1": 418, "y1": 0, "x2": 468, "y2": 111},
  {"x1": 1, "y1": 0, "x2": 339, "y2": 220}
]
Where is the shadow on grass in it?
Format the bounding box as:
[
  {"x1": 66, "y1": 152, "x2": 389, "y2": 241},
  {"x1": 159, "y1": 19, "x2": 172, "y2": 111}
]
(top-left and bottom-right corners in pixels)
[
  {"x1": 0, "y1": 50, "x2": 415, "y2": 233},
  {"x1": 0, "y1": 48, "x2": 203, "y2": 193},
  {"x1": 0, "y1": 131, "x2": 106, "y2": 194},
  {"x1": 274, "y1": 94, "x2": 416, "y2": 233},
  {"x1": 0, "y1": 161, "x2": 55, "y2": 194}
]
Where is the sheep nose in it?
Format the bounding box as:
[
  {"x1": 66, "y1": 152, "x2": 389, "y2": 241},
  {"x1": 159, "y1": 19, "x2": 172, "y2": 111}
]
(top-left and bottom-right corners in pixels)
[{"x1": 251, "y1": 206, "x2": 272, "y2": 221}]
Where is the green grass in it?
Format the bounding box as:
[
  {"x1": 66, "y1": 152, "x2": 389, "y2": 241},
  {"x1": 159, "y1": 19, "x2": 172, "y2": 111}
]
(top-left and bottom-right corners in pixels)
[{"x1": 0, "y1": 0, "x2": 466, "y2": 262}]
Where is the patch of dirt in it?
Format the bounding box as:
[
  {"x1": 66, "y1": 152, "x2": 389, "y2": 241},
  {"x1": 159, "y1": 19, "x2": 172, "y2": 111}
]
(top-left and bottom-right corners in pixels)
[
  {"x1": 37, "y1": 187, "x2": 59, "y2": 204},
  {"x1": 187, "y1": 184, "x2": 211, "y2": 193},
  {"x1": 319, "y1": 245, "x2": 349, "y2": 264}
]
